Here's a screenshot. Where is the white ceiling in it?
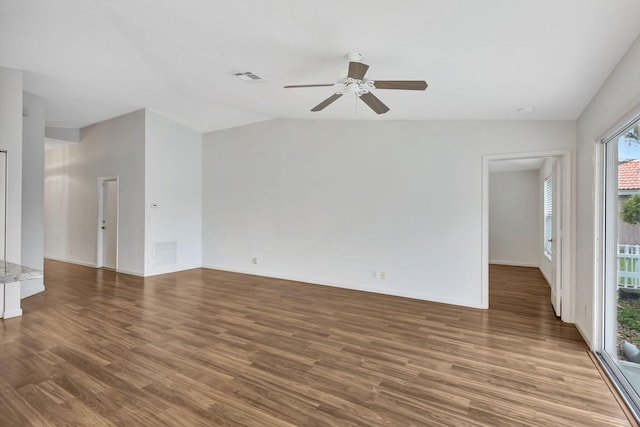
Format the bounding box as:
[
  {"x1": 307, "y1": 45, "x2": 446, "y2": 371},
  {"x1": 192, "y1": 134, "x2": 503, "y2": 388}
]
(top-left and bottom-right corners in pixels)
[{"x1": 1, "y1": 0, "x2": 640, "y2": 133}]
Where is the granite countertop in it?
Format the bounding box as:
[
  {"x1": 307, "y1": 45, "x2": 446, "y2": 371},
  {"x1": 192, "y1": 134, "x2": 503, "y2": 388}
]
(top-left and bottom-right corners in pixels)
[{"x1": 0, "y1": 261, "x2": 43, "y2": 283}]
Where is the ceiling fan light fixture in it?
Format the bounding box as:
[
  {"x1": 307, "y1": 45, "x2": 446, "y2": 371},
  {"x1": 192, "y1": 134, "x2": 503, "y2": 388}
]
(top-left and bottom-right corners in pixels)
[{"x1": 283, "y1": 53, "x2": 427, "y2": 114}]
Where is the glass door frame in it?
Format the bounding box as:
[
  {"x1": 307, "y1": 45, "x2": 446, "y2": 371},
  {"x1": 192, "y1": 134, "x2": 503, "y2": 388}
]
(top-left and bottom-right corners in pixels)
[{"x1": 597, "y1": 113, "x2": 640, "y2": 418}]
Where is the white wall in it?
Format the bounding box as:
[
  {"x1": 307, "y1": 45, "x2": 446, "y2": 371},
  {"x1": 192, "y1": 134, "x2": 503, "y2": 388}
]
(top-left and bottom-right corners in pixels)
[
  {"x1": 44, "y1": 110, "x2": 146, "y2": 275},
  {"x1": 21, "y1": 91, "x2": 45, "y2": 297},
  {"x1": 22, "y1": 91, "x2": 45, "y2": 269},
  {"x1": 489, "y1": 170, "x2": 540, "y2": 267},
  {"x1": 576, "y1": 34, "x2": 640, "y2": 347},
  {"x1": 144, "y1": 110, "x2": 202, "y2": 275},
  {"x1": 0, "y1": 67, "x2": 23, "y2": 264},
  {"x1": 44, "y1": 109, "x2": 203, "y2": 277},
  {"x1": 202, "y1": 119, "x2": 575, "y2": 308}
]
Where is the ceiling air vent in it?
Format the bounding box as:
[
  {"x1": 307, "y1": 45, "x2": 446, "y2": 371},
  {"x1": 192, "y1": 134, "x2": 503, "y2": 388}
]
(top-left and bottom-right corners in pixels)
[{"x1": 233, "y1": 71, "x2": 262, "y2": 81}]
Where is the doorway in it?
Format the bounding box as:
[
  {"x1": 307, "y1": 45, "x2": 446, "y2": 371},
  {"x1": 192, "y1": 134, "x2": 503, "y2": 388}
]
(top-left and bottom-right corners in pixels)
[
  {"x1": 97, "y1": 177, "x2": 118, "y2": 270},
  {"x1": 482, "y1": 150, "x2": 572, "y2": 322}
]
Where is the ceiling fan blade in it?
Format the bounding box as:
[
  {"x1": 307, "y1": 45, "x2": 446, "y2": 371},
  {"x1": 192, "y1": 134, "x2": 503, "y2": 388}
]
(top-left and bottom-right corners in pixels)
[
  {"x1": 284, "y1": 84, "x2": 335, "y2": 88},
  {"x1": 348, "y1": 62, "x2": 369, "y2": 80},
  {"x1": 373, "y1": 80, "x2": 428, "y2": 90},
  {"x1": 311, "y1": 93, "x2": 343, "y2": 112},
  {"x1": 359, "y1": 92, "x2": 389, "y2": 115}
]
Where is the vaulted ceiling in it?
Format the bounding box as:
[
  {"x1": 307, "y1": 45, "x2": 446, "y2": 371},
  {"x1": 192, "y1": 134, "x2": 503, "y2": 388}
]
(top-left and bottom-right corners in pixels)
[{"x1": 2, "y1": 0, "x2": 640, "y2": 132}]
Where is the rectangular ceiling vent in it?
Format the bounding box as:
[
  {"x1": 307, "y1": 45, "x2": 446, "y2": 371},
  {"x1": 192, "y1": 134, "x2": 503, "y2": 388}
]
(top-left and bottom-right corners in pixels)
[{"x1": 233, "y1": 71, "x2": 262, "y2": 81}]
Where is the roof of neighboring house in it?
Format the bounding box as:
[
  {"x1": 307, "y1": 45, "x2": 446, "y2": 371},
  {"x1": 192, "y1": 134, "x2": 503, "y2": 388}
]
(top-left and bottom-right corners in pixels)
[{"x1": 620, "y1": 160, "x2": 640, "y2": 190}]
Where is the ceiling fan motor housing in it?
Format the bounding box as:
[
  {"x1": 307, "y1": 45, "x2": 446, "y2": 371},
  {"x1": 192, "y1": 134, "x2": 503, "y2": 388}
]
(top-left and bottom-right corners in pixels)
[{"x1": 347, "y1": 52, "x2": 363, "y2": 62}]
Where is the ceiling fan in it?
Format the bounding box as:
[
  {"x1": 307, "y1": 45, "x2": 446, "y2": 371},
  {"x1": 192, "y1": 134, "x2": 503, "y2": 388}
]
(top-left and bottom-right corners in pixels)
[{"x1": 284, "y1": 52, "x2": 428, "y2": 115}]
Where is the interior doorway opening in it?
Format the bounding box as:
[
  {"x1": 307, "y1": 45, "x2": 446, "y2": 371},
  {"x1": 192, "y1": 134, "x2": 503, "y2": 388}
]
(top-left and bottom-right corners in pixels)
[
  {"x1": 482, "y1": 150, "x2": 572, "y2": 322},
  {"x1": 97, "y1": 177, "x2": 118, "y2": 270}
]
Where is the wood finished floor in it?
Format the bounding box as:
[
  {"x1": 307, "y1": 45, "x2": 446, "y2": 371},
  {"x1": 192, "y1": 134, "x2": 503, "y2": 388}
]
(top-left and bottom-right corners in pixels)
[{"x1": 0, "y1": 261, "x2": 629, "y2": 426}]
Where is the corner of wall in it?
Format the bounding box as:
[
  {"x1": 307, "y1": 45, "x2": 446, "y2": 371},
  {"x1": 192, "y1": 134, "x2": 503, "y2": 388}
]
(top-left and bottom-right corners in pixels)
[
  {"x1": 574, "y1": 320, "x2": 593, "y2": 350},
  {"x1": 21, "y1": 91, "x2": 45, "y2": 271},
  {"x1": 0, "y1": 67, "x2": 24, "y2": 264},
  {"x1": 143, "y1": 110, "x2": 203, "y2": 276}
]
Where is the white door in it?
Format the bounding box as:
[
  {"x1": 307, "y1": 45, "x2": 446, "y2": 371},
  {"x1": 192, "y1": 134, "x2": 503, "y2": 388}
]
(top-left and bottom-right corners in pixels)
[
  {"x1": 549, "y1": 161, "x2": 562, "y2": 316},
  {"x1": 101, "y1": 180, "x2": 117, "y2": 269}
]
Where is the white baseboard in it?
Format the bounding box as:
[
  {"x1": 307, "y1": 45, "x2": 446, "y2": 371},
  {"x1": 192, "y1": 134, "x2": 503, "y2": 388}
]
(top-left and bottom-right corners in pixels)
[
  {"x1": 550, "y1": 288, "x2": 560, "y2": 316},
  {"x1": 144, "y1": 264, "x2": 202, "y2": 277},
  {"x1": 3, "y1": 308, "x2": 23, "y2": 319},
  {"x1": 201, "y1": 264, "x2": 485, "y2": 309},
  {"x1": 45, "y1": 255, "x2": 96, "y2": 268},
  {"x1": 489, "y1": 260, "x2": 539, "y2": 268},
  {"x1": 45, "y1": 256, "x2": 145, "y2": 276},
  {"x1": 115, "y1": 267, "x2": 144, "y2": 277},
  {"x1": 575, "y1": 320, "x2": 592, "y2": 349},
  {"x1": 21, "y1": 278, "x2": 44, "y2": 299}
]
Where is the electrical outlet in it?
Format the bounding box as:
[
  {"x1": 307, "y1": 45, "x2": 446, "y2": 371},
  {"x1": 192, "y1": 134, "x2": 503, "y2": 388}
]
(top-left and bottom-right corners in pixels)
[
  {"x1": 372, "y1": 271, "x2": 378, "y2": 279},
  {"x1": 380, "y1": 271, "x2": 386, "y2": 280}
]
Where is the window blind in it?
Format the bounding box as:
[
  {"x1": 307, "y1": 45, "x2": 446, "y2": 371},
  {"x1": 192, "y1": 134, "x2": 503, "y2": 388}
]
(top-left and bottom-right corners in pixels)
[{"x1": 544, "y1": 176, "x2": 553, "y2": 256}]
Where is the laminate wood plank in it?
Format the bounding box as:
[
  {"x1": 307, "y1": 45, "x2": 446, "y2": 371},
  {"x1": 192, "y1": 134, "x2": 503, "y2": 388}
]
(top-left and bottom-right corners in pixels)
[
  {"x1": 367, "y1": 389, "x2": 480, "y2": 427},
  {"x1": 0, "y1": 260, "x2": 630, "y2": 425},
  {"x1": 217, "y1": 378, "x2": 317, "y2": 425},
  {"x1": 0, "y1": 382, "x2": 56, "y2": 427},
  {"x1": 154, "y1": 405, "x2": 220, "y2": 427},
  {"x1": 16, "y1": 383, "x2": 115, "y2": 427}
]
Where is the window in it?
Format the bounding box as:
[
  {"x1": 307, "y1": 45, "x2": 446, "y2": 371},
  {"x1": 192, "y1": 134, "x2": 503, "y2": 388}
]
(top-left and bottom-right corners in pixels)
[
  {"x1": 543, "y1": 176, "x2": 553, "y2": 257},
  {"x1": 600, "y1": 118, "x2": 640, "y2": 418}
]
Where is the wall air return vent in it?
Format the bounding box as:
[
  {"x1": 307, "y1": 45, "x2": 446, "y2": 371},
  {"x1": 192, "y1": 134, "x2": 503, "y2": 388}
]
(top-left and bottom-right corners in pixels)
[{"x1": 153, "y1": 241, "x2": 177, "y2": 266}]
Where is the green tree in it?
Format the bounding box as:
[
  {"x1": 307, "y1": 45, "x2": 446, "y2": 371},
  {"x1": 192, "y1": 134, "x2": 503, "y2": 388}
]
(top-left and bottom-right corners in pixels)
[
  {"x1": 625, "y1": 124, "x2": 639, "y2": 143},
  {"x1": 622, "y1": 193, "x2": 640, "y2": 224}
]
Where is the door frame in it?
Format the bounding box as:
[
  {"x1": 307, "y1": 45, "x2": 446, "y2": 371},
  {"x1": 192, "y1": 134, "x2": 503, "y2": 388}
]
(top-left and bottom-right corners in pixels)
[
  {"x1": 549, "y1": 158, "x2": 562, "y2": 316},
  {"x1": 481, "y1": 149, "x2": 573, "y2": 322},
  {"x1": 593, "y1": 109, "x2": 640, "y2": 419},
  {"x1": 96, "y1": 176, "x2": 119, "y2": 269},
  {"x1": 594, "y1": 109, "x2": 640, "y2": 351}
]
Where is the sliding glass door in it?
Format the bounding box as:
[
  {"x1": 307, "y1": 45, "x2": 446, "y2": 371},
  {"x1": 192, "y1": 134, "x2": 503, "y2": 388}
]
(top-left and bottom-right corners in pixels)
[{"x1": 601, "y1": 118, "x2": 640, "y2": 410}]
